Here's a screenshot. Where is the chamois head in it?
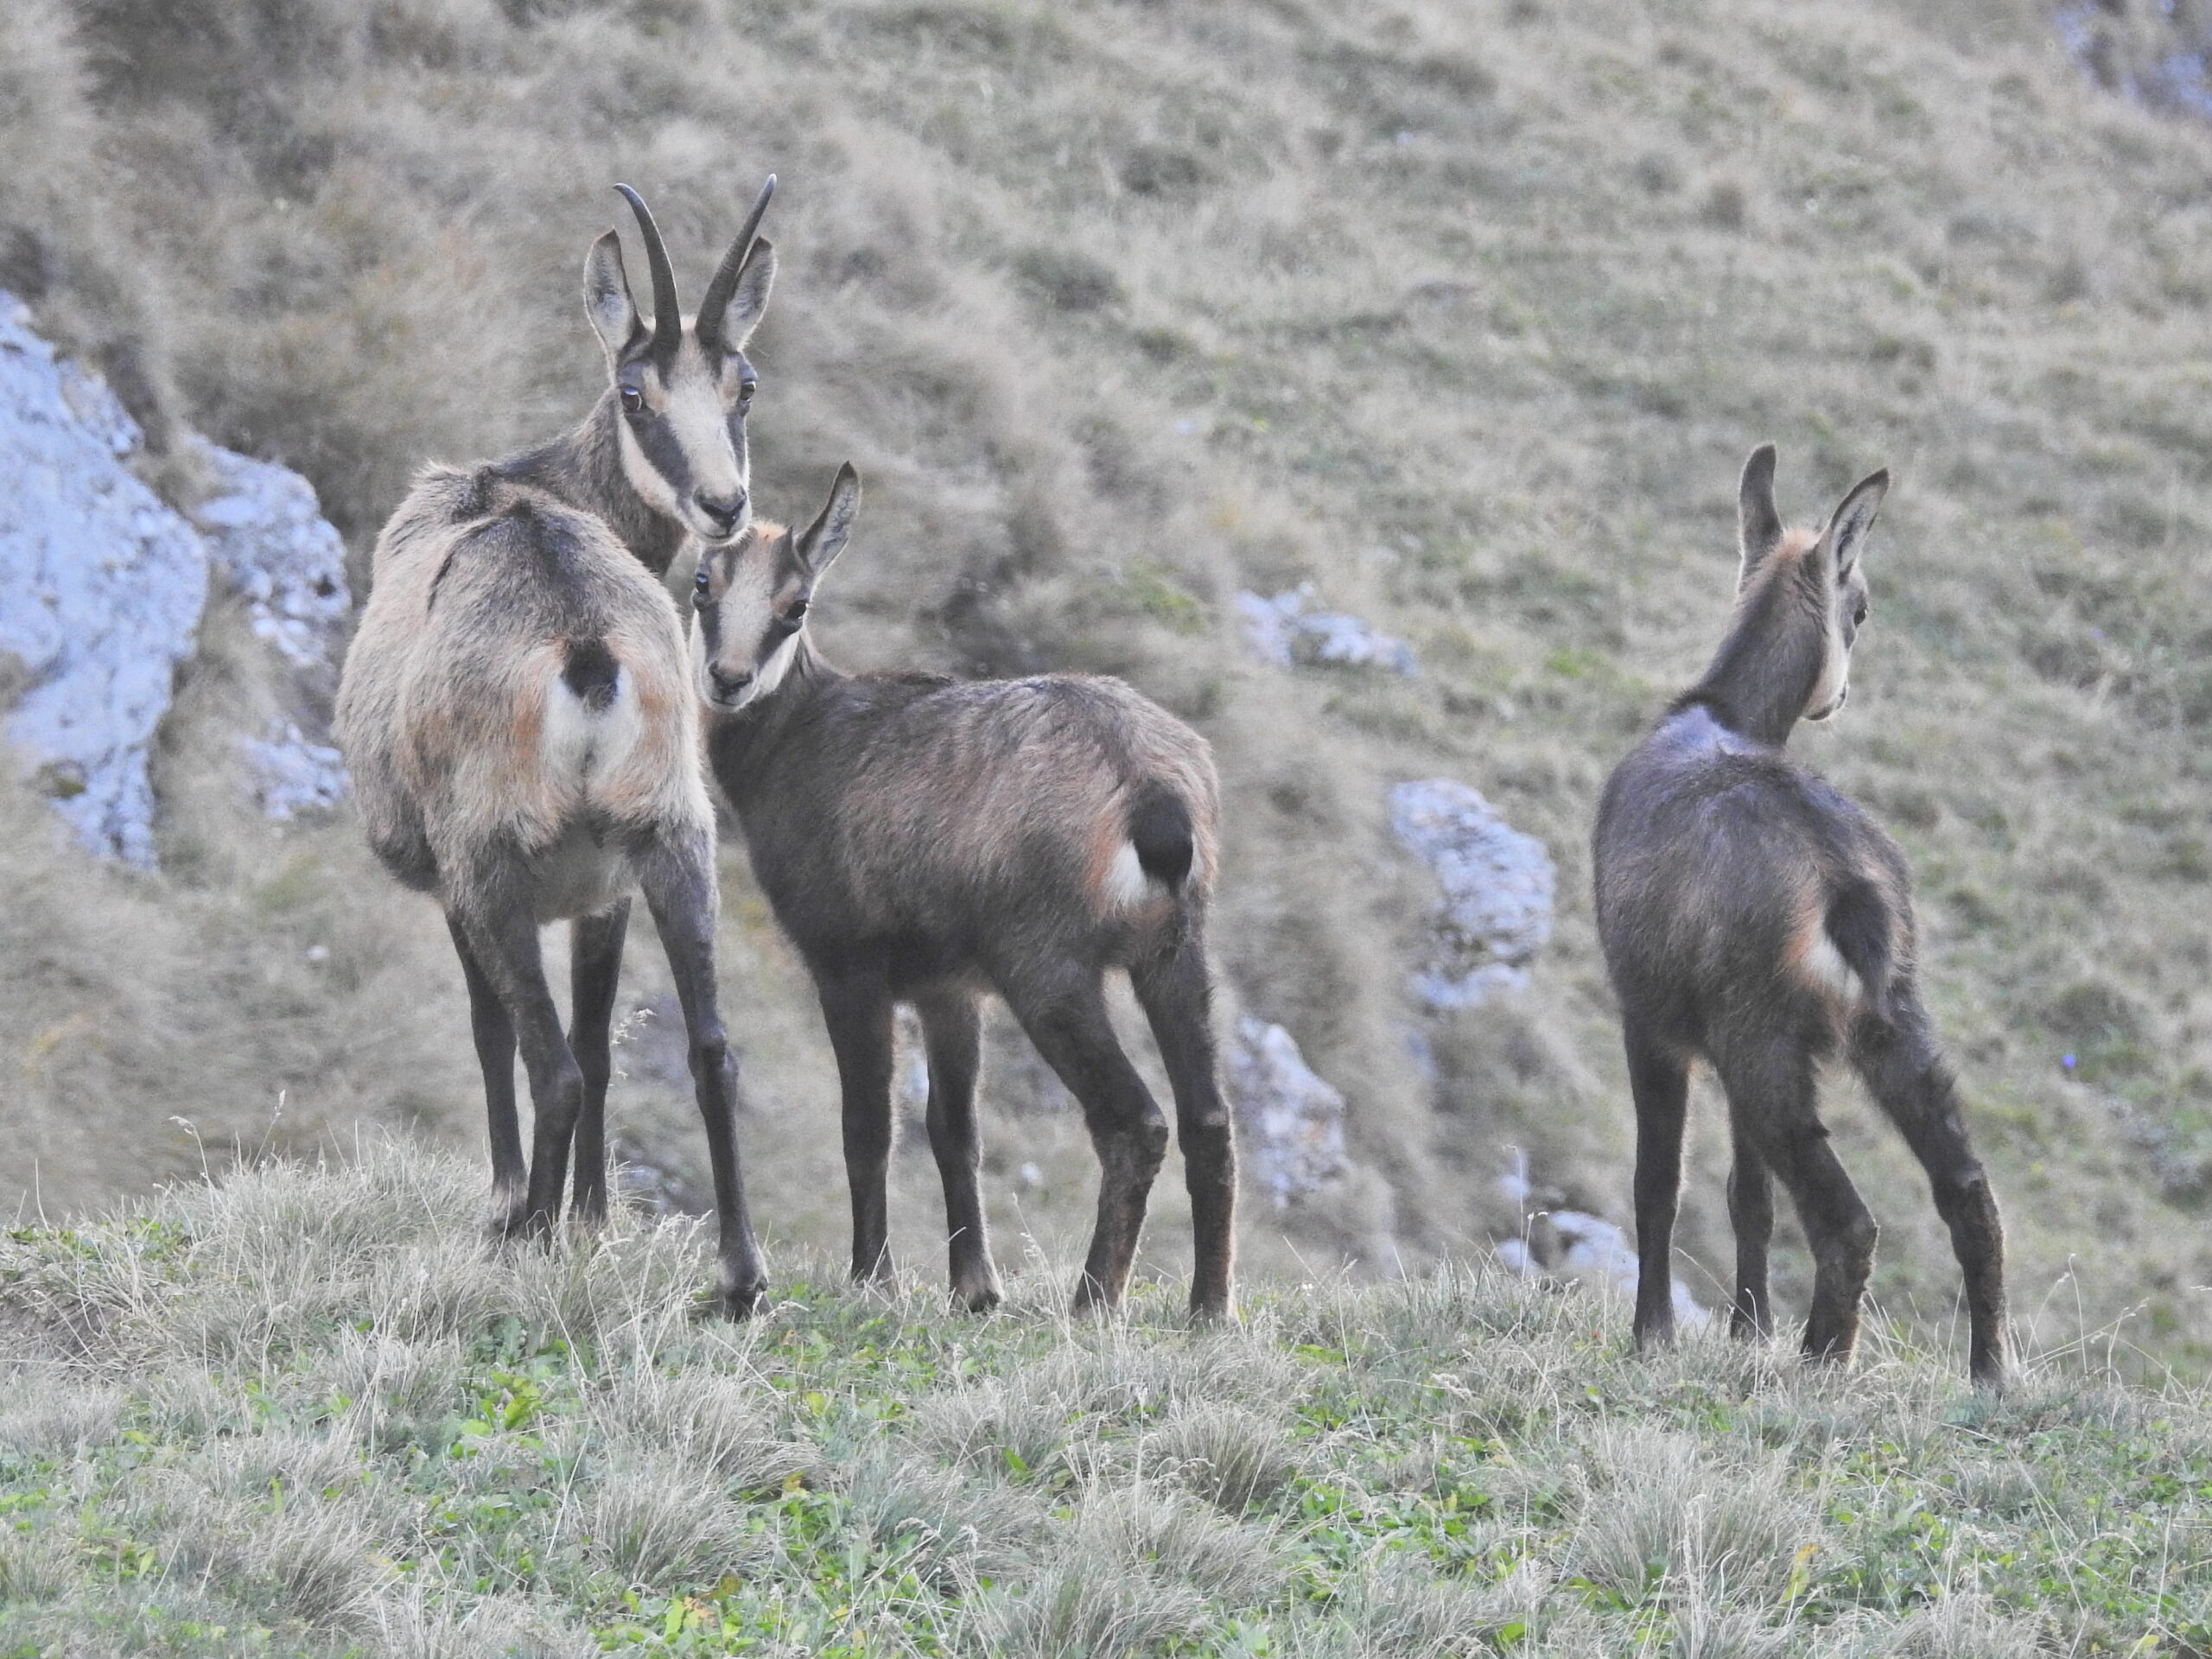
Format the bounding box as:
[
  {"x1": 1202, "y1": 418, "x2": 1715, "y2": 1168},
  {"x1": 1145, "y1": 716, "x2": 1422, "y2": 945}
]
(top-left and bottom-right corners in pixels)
[
  {"x1": 582, "y1": 178, "x2": 778, "y2": 544},
  {"x1": 1733, "y1": 443, "x2": 1889, "y2": 724},
  {"x1": 690, "y1": 463, "x2": 861, "y2": 711}
]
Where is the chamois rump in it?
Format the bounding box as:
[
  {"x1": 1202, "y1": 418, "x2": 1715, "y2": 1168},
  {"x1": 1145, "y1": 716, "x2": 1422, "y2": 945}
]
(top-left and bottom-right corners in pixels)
[
  {"x1": 1592, "y1": 445, "x2": 2008, "y2": 1387},
  {"x1": 333, "y1": 181, "x2": 781, "y2": 1315},
  {"x1": 690, "y1": 467, "x2": 1237, "y2": 1319}
]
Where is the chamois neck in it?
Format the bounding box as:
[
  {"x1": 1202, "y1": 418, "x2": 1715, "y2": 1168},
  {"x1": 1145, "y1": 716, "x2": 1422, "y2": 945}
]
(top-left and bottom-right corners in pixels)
[
  {"x1": 708, "y1": 633, "x2": 845, "y2": 797},
  {"x1": 491, "y1": 391, "x2": 688, "y2": 578},
  {"x1": 1675, "y1": 553, "x2": 1827, "y2": 749}
]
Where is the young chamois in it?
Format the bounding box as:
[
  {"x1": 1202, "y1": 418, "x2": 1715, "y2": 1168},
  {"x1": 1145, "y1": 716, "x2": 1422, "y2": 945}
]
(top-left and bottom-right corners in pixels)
[
  {"x1": 690, "y1": 467, "x2": 1237, "y2": 1319},
  {"x1": 333, "y1": 181, "x2": 781, "y2": 1315},
  {"x1": 1592, "y1": 446, "x2": 2008, "y2": 1387}
]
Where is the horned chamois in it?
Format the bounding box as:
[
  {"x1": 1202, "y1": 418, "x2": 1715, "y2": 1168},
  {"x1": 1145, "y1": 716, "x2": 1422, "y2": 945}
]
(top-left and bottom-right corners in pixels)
[
  {"x1": 333, "y1": 181, "x2": 781, "y2": 1315},
  {"x1": 1592, "y1": 445, "x2": 2008, "y2": 1387},
  {"x1": 690, "y1": 467, "x2": 1237, "y2": 1319}
]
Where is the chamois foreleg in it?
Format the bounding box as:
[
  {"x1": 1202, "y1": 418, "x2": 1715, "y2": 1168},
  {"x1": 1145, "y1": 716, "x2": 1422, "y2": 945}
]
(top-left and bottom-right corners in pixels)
[
  {"x1": 1851, "y1": 988, "x2": 2010, "y2": 1388},
  {"x1": 568, "y1": 899, "x2": 631, "y2": 1225},
  {"x1": 1724, "y1": 1122, "x2": 1777, "y2": 1341},
  {"x1": 452, "y1": 877, "x2": 586, "y2": 1242},
  {"x1": 1624, "y1": 1023, "x2": 1691, "y2": 1352},
  {"x1": 814, "y1": 968, "x2": 898, "y2": 1287},
  {"x1": 1008, "y1": 975, "x2": 1170, "y2": 1313},
  {"x1": 1129, "y1": 924, "x2": 1237, "y2": 1323},
  {"x1": 637, "y1": 832, "x2": 766, "y2": 1316},
  {"x1": 1719, "y1": 1038, "x2": 1877, "y2": 1368},
  {"x1": 912, "y1": 986, "x2": 1001, "y2": 1312},
  {"x1": 445, "y1": 912, "x2": 526, "y2": 1235}
]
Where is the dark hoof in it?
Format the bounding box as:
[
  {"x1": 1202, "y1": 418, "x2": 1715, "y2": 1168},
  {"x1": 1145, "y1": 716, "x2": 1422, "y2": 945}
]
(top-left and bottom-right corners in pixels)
[
  {"x1": 717, "y1": 1276, "x2": 768, "y2": 1320},
  {"x1": 953, "y1": 1272, "x2": 1004, "y2": 1314},
  {"x1": 1188, "y1": 1294, "x2": 1235, "y2": 1325}
]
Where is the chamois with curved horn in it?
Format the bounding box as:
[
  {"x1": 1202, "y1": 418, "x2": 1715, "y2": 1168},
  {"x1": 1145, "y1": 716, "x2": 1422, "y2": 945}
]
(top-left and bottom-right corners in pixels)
[
  {"x1": 1592, "y1": 445, "x2": 2007, "y2": 1386},
  {"x1": 492, "y1": 177, "x2": 779, "y2": 571},
  {"x1": 333, "y1": 179, "x2": 781, "y2": 1314},
  {"x1": 691, "y1": 467, "x2": 1238, "y2": 1319}
]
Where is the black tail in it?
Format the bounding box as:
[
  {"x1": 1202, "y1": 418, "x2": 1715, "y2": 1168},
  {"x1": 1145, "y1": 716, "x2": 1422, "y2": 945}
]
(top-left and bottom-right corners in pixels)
[
  {"x1": 1826, "y1": 876, "x2": 1894, "y2": 1017},
  {"x1": 562, "y1": 637, "x2": 621, "y2": 713},
  {"x1": 1128, "y1": 785, "x2": 1196, "y2": 891}
]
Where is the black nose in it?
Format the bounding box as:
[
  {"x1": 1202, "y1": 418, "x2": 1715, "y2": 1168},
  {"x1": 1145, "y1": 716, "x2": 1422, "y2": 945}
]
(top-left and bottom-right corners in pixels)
[
  {"x1": 694, "y1": 489, "x2": 745, "y2": 534},
  {"x1": 708, "y1": 664, "x2": 753, "y2": 699}
]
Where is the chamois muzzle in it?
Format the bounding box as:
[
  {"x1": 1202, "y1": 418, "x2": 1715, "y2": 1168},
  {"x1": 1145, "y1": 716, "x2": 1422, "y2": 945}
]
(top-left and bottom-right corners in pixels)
[{"x1": 694, "y1": 488, "x2": 746, "y2": 537}]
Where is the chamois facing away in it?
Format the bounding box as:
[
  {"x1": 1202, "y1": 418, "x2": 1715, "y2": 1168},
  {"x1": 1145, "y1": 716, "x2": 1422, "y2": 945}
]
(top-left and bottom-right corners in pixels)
[
  {"x1": 692, "y1": 467, "x2": 1237, "y2": 1319},
  {"x1": 332, "y1": 180, "x2": 782, "y2": 1316},
  {"x1": 1592, "y1": 445, "x2": 2008, "y2": 1387}
]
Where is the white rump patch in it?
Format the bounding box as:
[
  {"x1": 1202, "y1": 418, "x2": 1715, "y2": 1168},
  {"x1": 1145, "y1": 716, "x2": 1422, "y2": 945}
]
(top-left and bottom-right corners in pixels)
[
  {"x1": 1801, "y1": 929, "x2": 1866, "y2": 1006},
  {"x1": 542, "y1": 665, "x2": 641, "y2": 785},
  {"x1": 1102, "y1": 841, "x2": 1162, "y2": 910}
]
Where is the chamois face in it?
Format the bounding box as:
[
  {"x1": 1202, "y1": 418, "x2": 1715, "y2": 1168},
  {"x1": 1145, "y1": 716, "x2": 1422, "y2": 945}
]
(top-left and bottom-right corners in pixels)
[
  {"x1": 1735, "y1": 445, "x2": 1889, "y2": 728},
  {"x1": 584, "y1": 184, "x2": 777, "y2": 545},
  {"x1": 1803, "y1": 553, "x2": 1872, "y2": 723},
  {"x1": 690, "y1": 464, "x2": 862, "y2": 712}
]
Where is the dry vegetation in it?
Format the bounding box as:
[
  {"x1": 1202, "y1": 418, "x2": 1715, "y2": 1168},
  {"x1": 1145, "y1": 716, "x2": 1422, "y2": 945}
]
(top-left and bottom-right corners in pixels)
[
  {"x1": 3, "y1": 1145, "x2": 2208, "y2": 1656},
  {"x1": 1, "y1": 0, "x2": 2210, "y2": 1370}
]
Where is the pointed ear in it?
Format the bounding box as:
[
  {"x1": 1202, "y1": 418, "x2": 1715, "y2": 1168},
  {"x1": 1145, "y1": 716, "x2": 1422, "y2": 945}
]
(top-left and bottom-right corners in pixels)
[
  {"x1": 1737, "y1": 442, "x2": 1783, "y2": 589},
  {"x1": 583, "y1": 231, "x2": 645, "y2": 359},
  {"x1": 797, "y1": 463, "x2": 862, "y2": 575},
  {"x1": 1822, "y1": 468, "x2": 1889, "y2": 581},
  {"x1": 717, "y1": 239, "x2": 776, "y2": 351}
]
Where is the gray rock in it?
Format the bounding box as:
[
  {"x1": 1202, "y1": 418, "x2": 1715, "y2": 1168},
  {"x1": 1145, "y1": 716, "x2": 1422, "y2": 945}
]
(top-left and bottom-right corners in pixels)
[
  {"x1": 1493, "y1": 1149, "x2": 1708, "y2": 1326},
  {"x1": 189, "y1": 441, "x2": 351, "y2": 686},
  {"x1": 1235, "y1": 583, "x2": 1416, "y2": 677},
  {"x1": 0, "y1": 291, "x2": 209, "y2": 864},
  {"x1": 1226, "y1": 1014, "x2": 1349, "y2": 1206},
  {"x1": 1388, "y1": 778, "x2": 1555, "y2": 1010},
  {"x1": 0, "y1": 292, "x2": 353, "y2": 862}
]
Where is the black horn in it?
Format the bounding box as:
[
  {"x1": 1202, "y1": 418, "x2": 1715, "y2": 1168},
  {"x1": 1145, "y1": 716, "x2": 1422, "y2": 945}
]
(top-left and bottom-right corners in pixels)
[
  {"x1": 696, "y1": 175, "x2": 776, "y2": 350},
  {"x1": 613, "y1": 183, "x2": 683, "y2": 353}
]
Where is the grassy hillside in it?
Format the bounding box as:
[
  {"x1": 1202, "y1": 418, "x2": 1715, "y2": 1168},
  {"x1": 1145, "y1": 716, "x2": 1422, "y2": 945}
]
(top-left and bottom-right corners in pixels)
[
  {"x1": 2, "y1": 1146, "x2": 2206, "y2": 1656},
  {"x1": 2, "y1": 0, "x2": 2211, "y2": 1367}
]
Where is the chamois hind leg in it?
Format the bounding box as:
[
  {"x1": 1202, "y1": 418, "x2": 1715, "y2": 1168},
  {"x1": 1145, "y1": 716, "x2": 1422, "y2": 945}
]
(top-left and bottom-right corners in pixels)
[
  {"x1": 912, "y1": 985, "x2": 1001, "y2": 1311},
  {"x1": 813, "y1": 967, "x2": 898, "y2": 1288},
  {"x1": 636, "y1": 831, "x2": 766, "y2": 1317},
  {"x1": 1129, "y1": 920, "x2": 1237, "y2": 1323},
  {"x1": 1004, "y1": 972, "x2": 1171, "y2": 1314},
  {"x1": 1851, "y1": 987, "x2": 2010, "y2": 1388},
  {"x1": 1717, "y1": 1037, "x2": 1878, "y2": 1369},
  {"x1": 567, "y1": 899, "x2": 630, "y2": 1226},
  {"x1": 450, "y1": 870, "x2": 585, "y2": 1243},
  {"x1": 1725, "y1": 1122, "x2": 1777, "y2": 1342},
  {"x1": 1624, "y1": 1022, "x2": 1691, "y2": 1353},
  {"x1": 446, "y1": 913, "x2": 526, "y2": 1235}
]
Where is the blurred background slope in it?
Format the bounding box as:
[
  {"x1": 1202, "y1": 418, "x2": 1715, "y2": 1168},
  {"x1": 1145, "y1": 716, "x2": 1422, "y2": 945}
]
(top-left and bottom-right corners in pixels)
[{"x1": 3, "y1": 0, "x2": 2211, "y2": 1368}]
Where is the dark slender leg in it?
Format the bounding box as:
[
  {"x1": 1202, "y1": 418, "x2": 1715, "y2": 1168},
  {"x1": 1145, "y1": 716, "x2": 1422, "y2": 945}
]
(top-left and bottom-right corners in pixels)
[
  {"x1": 568, "y1": 899, "x2": 630, "y2": 1224},
  {"x1": 1851, "y1": 986, "x2": 2010, "y2": 1388},
  {"x1": 1625, "y1": 1023, "x2": 1691, "y2": 1352},
  {"x1": 637, "y1": 831, "x2": 764, "y2": 1316},
  {"x1": 1725, "y1": 1125, "x2": 1776, "y2": 1341},
  {"x1": 1718, "y1": 1038, "x2": 1878, "y2": 1368},
  {"x1": 1003, "y1": 971, "x2": 1170, "y2": 1313},
  {"x1": 446, "y1": 911, "x2": 525, "y2": 1233},
  {"x1": 912, "y1": 986, "x2": 1001, "y2": 1311},
  {"x1": 451, "y1": 870, "x2": 583, "y2": 1241},
  {"x1": 814, "y1": 968, "x2": 897, "y2": 1287},
  {"x1": 1129, "y1": 919, "x2": 1237, "y2": 1322}
]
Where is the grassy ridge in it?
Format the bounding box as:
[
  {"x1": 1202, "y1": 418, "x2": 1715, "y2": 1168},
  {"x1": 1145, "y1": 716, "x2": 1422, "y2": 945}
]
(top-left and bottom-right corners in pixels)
[{"x1": 0, "y1": 1147, "x2": 2205, "y2": 1656}]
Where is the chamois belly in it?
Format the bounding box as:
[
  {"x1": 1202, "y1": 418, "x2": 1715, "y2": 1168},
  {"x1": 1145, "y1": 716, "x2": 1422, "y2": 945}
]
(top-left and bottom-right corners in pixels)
[{"x1": 524, "y1": 822, "x2": 632, "y2": 924}]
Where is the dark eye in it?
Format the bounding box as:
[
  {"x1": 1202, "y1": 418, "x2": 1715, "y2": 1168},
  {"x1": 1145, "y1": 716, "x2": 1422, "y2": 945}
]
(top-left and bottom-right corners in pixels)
[
  {"x1": 738, "y1": 378, "x2": 757, "y2": 404},
  {"x1": 620, "y1": 385, "x2": 645, "y2": 415},
  {"x1": 784, "y1": 597, "x2": 809, "y2": 624},
  {"x1": 1853, "y1": 600, "x2": 1869, "y2": 627}
]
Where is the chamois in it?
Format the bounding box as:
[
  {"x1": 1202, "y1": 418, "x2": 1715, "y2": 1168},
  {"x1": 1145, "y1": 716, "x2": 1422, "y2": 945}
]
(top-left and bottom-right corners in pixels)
[
  {"x1": 691, "y1": 467, "x2": 1237, "y2": 1319},
  {"x1": 332, "y1": 181, "x2": 782, "y2": 1315},
  {"x1": 1592, "y1": 445, "x2": 2008, "y2": 1387}
]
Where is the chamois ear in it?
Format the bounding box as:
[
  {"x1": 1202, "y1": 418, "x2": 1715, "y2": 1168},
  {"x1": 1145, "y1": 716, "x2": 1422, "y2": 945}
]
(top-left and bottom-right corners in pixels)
[
  {"x1": 1737, "y1": 442, "x2": 1784, "y2": 589},
  {"x1": 582, "y1": 231, "x2": 645, "y2": 359},
  {"x1": 1823, "y1": 468, "x2": 1889, "y2": 581},
  {"x1": 717, "y1": 239, "x2": 777, "y2": 351},
  {"x1": 797, "y1": 463, "x2": 861, "y2": 576}
]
